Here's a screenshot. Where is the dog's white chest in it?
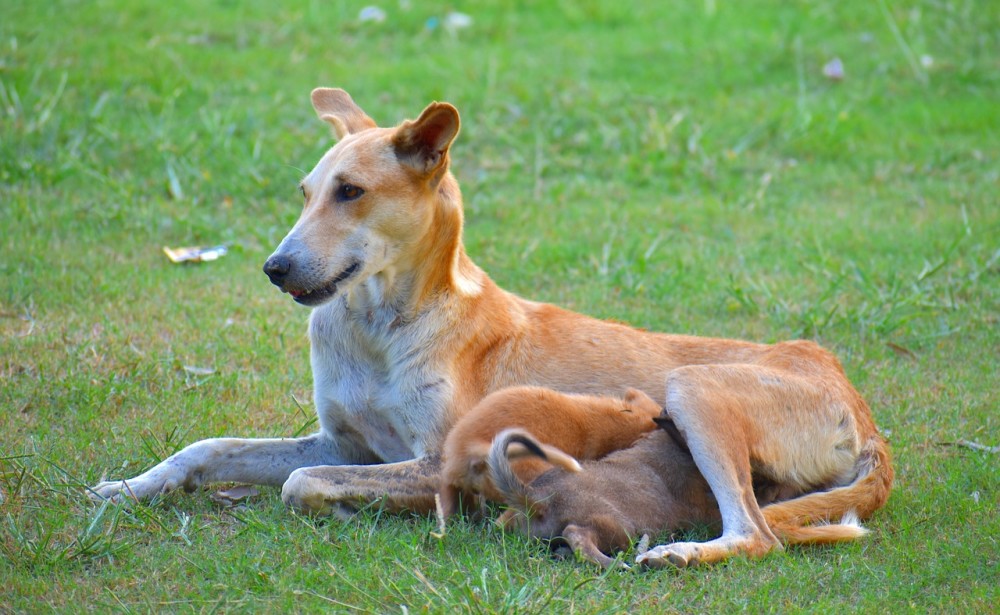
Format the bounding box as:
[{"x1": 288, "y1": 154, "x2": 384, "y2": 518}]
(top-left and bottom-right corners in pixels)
[{"x1": 308, "y1": 302, "x2": 452, "y2": 463}]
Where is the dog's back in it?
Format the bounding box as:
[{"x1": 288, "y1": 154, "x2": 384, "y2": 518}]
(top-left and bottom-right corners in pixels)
[{"x1": 439, "y1": 386, "x2": 662, "y2": 517}]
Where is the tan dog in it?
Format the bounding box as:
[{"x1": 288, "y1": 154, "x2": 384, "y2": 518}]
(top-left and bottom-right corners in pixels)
[
  {"x1": 439, "y1": 386, "x2": 662, "y2": 518},
  {"x1": 90, "y1": 89, "x2": 891, "y2": 565}
]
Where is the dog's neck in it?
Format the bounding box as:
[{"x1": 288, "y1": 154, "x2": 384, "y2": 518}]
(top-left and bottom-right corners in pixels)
[{"x1": 345, "y1": 173, "x2": 484, "y2": 322}]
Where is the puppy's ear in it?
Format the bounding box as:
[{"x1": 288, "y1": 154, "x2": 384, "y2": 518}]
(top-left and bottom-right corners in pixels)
[
  {"x1": 624, "y1": 389, "x2": 663, "y2": 416},
  {"x1": 311, "y1": 88, "x2": 377, "y2": 139},
  {"x1": 623, "y1": 387, "x2": 658, "y2": 408},
  {"x1": 392, "y1": 102, "x2": 460, "y2": 182}
]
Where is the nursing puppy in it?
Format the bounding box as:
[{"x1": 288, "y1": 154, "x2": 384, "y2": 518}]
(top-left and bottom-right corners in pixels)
[
  {"x1": 439, "y1": 386, "x2": 662, "y2": 518},
  {"x1": 489, "y1": 427, "x2": 718, "y2": 568}
]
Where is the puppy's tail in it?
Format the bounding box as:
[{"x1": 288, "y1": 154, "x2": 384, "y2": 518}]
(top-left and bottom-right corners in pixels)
[
  {"x1": 486, "y1": 428, "x2": 581, "y2": 511},
  {"x1": 505, "y1": 435, "x2": 583, "y2": 474},
  {"x1": 762, "y1": 434, "x2": 893, "y2": 545}
]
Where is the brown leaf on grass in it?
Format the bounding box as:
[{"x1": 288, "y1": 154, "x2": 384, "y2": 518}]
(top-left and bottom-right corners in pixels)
[
  {"x1": 886, "y1": 341, "x2": 917, "y2": 360},
  {"x1": 211, "y1": 485, "x2": 260, "y2": 506}
]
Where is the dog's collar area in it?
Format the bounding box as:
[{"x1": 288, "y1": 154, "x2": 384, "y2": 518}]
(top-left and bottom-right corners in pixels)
[{"x1": 289, "y1": 262, "x2": 360, "y2": 306}]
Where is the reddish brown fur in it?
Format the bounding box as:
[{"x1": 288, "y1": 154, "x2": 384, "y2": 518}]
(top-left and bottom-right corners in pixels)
[
  {"x1": 488, "y1": 429, "x2": 719, "y2": 568},
  {"x1": 489, "y1": 417, "x2": 891, "y2": 568},
  {"x1": 439, "y1": 386, "x2": 662, "y2": 517}
]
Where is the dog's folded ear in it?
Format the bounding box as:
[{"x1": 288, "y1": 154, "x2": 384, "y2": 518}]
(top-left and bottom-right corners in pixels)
[
  {"x1": 392, "y1": 102, "x2": 460, "y2": 183},
  {"x1": 311, "y1": 88, "x2": 377, "y2": 140}
]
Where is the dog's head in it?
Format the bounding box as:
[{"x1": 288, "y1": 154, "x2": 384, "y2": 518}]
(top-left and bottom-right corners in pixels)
[{"x1": 263, "y1": 88, "x2": 460, "y2": 306}]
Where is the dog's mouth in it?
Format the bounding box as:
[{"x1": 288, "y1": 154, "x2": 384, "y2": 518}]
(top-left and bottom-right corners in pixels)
[{"x1": 286, "y1": 262, "x2": 360, "y2": 306}]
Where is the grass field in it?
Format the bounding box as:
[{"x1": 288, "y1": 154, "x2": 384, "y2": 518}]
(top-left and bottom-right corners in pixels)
[{"x1": 2, "y1": 0, "x2": 998, "y2": 611}]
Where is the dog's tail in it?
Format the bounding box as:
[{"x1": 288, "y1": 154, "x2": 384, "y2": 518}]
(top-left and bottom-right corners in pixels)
[
  {"x1": 762, "y1": 434, "x2": 893, "y2": 545},
  {"x1": 486, "y1": 428, "x2": 581, "y2": 511}
]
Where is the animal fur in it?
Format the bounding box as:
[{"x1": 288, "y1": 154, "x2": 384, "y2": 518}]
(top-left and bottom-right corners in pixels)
[
  {"x1": 489, "y1": 428, "x2": 717, "y2": 568},
  {"x1": 489, "y1": 416, "x2": 889, "y2": 569},
  {"x1": 90, "y1": 89, "x2": 892, "y2": 566},
  {"x1": 439, "y1": 386, "x2": 662, "y2": 517}
]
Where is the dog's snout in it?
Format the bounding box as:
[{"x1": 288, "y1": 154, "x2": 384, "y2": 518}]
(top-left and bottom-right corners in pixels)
[{"x1": 263, "y1": 254, "x2": 292, "y2": 284}]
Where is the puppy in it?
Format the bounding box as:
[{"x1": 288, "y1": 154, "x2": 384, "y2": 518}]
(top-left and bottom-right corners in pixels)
[
  {"x1": 439, "y1": 386, "x2": 662, "y2": 518},
  {"x1": 488, "y1": 427, "x2": 718, "y2": 568}
]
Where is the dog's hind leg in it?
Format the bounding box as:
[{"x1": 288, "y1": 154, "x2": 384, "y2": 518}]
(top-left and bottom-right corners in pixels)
[
  {"x1": 90, "y1": 433, "x2": 346, "y2": 502},
  {"x1": 282, "y1": 454, "x2": 442, "y2": 517},
  {"x1": 638, "y1": 364, "x2": 859, "y2": 568}
]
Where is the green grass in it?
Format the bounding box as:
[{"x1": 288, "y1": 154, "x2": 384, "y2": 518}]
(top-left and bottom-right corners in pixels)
[{"x1": 2, "y1": 0, "x2": 998, "y2": 611}]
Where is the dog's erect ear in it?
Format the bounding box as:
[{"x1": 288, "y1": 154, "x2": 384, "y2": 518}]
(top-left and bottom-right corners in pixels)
[
  {"x1": 311, "y1": 88, "x2": 377, "y2": 140},
  {"x1": 392, "y1": 102, "x2": 460, "y2": 179}
]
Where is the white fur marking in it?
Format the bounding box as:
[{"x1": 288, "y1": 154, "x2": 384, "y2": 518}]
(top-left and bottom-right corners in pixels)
[{"x1": 840, "y1": 509, "x2": 863, "y2": 531}]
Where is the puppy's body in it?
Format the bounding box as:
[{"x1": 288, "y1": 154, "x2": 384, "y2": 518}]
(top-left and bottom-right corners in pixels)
[
  {"x1": 91, "y1": 89, "x2": 892, "y2": 565},
  {"x1": 490, "y1": 429, "x2": 719, "y2": 568},
  {"x1": 439, "y1": 386, "x2": 662, "y2": 517}
]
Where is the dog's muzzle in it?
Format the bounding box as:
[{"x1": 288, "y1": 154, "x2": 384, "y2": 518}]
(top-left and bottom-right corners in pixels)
[
  {"x1": 263, "y1": 253, "x2": 360, "y2": 306},
  {"x1": 263, "y1": 253, "x2": 292, "y2": 286}
]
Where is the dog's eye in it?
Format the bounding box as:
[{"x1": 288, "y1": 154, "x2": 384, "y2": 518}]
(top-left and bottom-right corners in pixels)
[
  {"x1": 299, "y1": 185, "x2": 306, "y2": 200},
  {"x1": 336, "y1": 183, "x2": 365, "y2": 202}
]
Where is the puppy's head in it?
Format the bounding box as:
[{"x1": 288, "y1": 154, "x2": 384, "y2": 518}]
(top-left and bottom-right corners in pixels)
[
  {"x1": 263, "y1": 88, "x2": 460, "y2": 306},
  {"x1": 622, "y1": 387, "x2": 663, "y2": 418}
]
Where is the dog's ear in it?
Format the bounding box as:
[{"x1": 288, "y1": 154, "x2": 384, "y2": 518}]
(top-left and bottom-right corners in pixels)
[
  {"x1": 311, "y1": 88, "x2": 377, "y2": 140},
  {"x1": 392, "y1": 102, "x2": 460, "y2": 181}
]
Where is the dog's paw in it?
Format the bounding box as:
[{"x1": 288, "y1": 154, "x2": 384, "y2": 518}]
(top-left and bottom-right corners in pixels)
[
  {"x1": 88, "y1": 479, "x2": 139, "y2": 503},
  {"x1": 635, "y1": 542, "x2": 701, "y2": 569},
  {"x1": 281, "y1": 467, "x2": 365, "y2": 519},
  {"x1": 88, "y1": 467, "x2": 181, "y2": 503}
]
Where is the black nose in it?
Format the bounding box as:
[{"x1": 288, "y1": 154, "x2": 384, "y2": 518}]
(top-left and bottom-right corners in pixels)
[{"x1": 263, "y1": 254, "x2": 291, "y2": 284}]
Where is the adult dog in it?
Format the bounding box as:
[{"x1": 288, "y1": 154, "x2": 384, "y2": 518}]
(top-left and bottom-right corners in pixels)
[{"x1": 91, "y1": 88, "x2": 891, "y2": 565}]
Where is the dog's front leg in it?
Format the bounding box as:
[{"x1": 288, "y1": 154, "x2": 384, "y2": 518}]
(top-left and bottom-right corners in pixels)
[
  {"x1": 90, "y1": 432, "x2": 342, "y2": 502},
  {"x1": 282, "y1": 454, "x2": 442, "y2": 517}
]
